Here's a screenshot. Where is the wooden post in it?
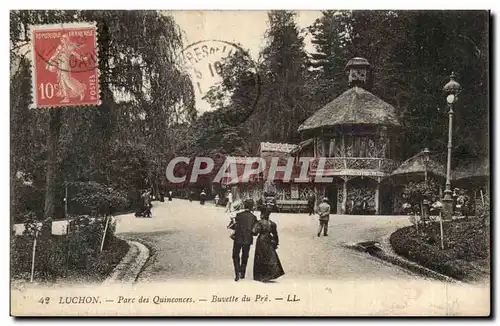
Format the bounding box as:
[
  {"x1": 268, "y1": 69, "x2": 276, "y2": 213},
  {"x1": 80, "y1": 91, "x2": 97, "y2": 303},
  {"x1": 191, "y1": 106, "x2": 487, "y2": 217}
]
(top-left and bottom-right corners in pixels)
[
  {"x1": 30, "y1": 230, "x2": 39, "y2": 283},
  {"x1": 342, "y1": 179, "x2": 348, "y2": 214},
  {"x1": 439, "y1": 211, "x2": 445, "y2": 250},
  {"x1": 415, "y1": 212, "x2": 419, "y2": 234},
  {"x1": 100, "y1": 216, "x2": 110, "y2": 253},
  {"x1": 64, "y1": 182, "x2": 68, "y2": 218},
  {"x1": 480, "y1": 189, "x2": 485, "y2": 205},
  {"x1": 375, "y1": 179, "x2": 380, "y2": 215}
]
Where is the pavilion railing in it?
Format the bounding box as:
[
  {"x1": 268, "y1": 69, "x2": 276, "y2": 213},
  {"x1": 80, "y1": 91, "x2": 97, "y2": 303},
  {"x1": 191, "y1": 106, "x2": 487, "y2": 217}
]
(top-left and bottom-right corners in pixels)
[{"x1": 309, "y1": 157, "x2": 399, "y2": 174}]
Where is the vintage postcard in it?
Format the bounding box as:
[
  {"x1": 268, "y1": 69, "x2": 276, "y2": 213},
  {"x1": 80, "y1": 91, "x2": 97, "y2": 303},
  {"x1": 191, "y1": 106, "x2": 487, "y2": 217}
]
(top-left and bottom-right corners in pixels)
[{"x1": 10, "y1": 10, "x2": 490, "y2": 316}]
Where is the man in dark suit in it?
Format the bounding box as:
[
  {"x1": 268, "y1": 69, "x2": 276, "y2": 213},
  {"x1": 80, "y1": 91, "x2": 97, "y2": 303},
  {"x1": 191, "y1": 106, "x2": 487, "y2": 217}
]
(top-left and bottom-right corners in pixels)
[{"x1": 229, "y1": 199, "x2": 257, "y2": 282}]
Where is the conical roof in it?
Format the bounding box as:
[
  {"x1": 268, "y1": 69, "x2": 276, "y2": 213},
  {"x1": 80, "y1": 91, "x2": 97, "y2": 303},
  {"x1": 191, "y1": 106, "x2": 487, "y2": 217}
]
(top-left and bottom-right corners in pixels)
[
  {"x1": 298, "y1": 86, "x2": 401, "y2": 132},
  {"x1": 391, "y1": 150, "x2": 446, "y2": 178},
  {"x1": 453, "y1": 158, "x2": 489, "y2": 181}
]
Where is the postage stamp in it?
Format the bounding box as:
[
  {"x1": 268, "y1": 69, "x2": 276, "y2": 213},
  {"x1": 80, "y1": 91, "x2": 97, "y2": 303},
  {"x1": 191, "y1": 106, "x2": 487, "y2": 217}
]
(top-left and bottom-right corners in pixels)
[{"x1": 29, "y1": 22, "x2": 100, "y2": 109}]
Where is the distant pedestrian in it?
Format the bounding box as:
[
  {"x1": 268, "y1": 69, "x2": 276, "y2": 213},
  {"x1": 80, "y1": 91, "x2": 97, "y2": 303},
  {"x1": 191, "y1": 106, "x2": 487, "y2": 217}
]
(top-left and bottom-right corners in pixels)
[
  {"x1": 143, "y1": 190, "x2": 152, "y2": 218},
  {"x1": 225, "y1": 191, "x2": 233, "y2": 213},
  {"x1": 188, "y1": 191, "x2": 194, "y2": 202},
  {"x1": 307, "y1": 192, "x2": 316, "y2": 216},
  {"x1": 402, "y1": 202, "x2": 412, "y2": 215},
  {"x1": 200, "y1": 190, "x2": 207, "y2": 205},
  {"x1": 168, "y1": 190, "x2": 173, "y2": 201},
  {"x1": 317, "y1": 198, "x2": 330, "y2": 237},
  {"x1": 215, "y1": 194, "x2": 220, "y2": 206},
  {"x1": 456, "y1": 190, "x2": 466, "y2": 217}
]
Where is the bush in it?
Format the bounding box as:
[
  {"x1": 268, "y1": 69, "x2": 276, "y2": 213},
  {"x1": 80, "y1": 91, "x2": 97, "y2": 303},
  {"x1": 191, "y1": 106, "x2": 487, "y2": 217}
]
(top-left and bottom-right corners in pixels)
[
  {"x1": 11, "y1": 178, "x2": 44, "y2": 223},
  {"x1": 390, "y1": 220, "x2": 489, "y2": 281},
  {"x1": 68, "y1": 182, "x2": 129, "y2": 216},
  {"x1": 11, "y1": 215, "x2": 128, "y2": 282}
]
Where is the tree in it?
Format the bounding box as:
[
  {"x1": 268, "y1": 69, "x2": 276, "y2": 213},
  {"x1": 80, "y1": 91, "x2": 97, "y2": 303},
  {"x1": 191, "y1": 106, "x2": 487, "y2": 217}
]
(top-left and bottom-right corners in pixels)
[
  {"x1": 10, "y1": 10, "x2": 195, "y2": 220},
  {"x1": 250, "y1": 10, "x2": 310, "y2": 144}
]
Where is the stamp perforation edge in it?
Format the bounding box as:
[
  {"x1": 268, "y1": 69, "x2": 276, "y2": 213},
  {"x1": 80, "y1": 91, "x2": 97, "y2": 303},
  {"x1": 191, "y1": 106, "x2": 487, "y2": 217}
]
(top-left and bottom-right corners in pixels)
[{"x1": 28, "y1": 21, "x2": 102, "y2": 110}]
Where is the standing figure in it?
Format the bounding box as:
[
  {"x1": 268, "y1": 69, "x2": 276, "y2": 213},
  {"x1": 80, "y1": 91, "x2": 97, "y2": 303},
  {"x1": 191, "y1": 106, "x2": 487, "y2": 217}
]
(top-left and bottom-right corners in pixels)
[
  {"x1": 214, "y1": 194, "x2": 220, "y2": 206},
  {"x1": 317, "y1": 198, "x2": 330, "y2": 237},
  {"x1": 228, "y1": 199, "x2": 257, "y2": 281},
  {"x1": 307, "y1": 192, "x2": 316, "y2": 216},
  {"x1": 252, "y1": 207, "x2": 285, "y2": 282},
  {"x1": 143, "y1": 190, "x2": 152, "y2": 218},
  {"x1": 456, "y1": 190, "x2": 466, "y2": 217},
  {"x1": 168, "y1": 190, "x2": 173, "y2": 201},
  {"x1": 200, "y1": 190, "x2": 207, "y2": 205},
  {"x1": 46, "y1": 34, "x2": 88, "y2": 103},
  {"x1": 188, "y1": 190, "x2": 194, "y2": 202},
  {"x1": 225, "y1": 191, "x2": 233, "y2": 213}
]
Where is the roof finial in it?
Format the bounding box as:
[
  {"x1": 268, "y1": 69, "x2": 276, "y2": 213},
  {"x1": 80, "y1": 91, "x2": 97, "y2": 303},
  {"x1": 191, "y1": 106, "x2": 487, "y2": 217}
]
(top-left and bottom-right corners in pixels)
[{"x1": 346, "y1": 57, "x2": 371, "y2": 88}]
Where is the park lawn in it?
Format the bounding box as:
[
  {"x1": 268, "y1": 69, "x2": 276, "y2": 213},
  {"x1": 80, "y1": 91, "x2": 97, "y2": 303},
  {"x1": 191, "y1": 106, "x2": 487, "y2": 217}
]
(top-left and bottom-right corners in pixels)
[{"x1": 390, "y1": 218, "x2": 490, "y2": 282}]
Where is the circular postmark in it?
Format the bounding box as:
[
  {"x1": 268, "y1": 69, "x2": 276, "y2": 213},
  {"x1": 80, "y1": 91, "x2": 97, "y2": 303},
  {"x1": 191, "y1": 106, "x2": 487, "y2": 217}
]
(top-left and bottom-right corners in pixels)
[{"x1": 179, "y1": 39, "x2": 261, "y2": 124}]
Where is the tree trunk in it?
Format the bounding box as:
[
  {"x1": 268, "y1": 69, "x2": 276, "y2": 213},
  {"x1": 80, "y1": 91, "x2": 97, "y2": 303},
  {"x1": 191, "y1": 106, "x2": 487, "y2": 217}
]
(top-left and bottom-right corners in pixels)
[{"x1": 43, "y1": 109, "x2": 62, "y2": 225}]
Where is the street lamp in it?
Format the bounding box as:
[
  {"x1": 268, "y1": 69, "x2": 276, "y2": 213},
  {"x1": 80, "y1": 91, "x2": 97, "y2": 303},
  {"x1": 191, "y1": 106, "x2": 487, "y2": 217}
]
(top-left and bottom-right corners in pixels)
[
  {"x1": 423, "y1": 148, "x2": 430, "y2": 182},
  {"x1": 442, "y1": 72, "x2": 461, "y2": 219}
]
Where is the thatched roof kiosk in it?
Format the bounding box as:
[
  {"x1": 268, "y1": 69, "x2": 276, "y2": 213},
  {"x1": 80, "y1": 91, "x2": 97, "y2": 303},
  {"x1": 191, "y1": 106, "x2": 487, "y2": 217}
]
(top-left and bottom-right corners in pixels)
[
  {"x1": 298, "y1": 57, "x2": 401, "y2": 139},
  {"x1": 452, "y1": 157, "x2": 490, "y2": 190},
  {"x1": 298, "y1": 86, "x2": 401, "y2": 133},
  {"x1": 293, "y1": 57, "x2": 404, "y2": 215},
  {"x1": 390, "y1": 150, "x2": 446, "y2": 182}
]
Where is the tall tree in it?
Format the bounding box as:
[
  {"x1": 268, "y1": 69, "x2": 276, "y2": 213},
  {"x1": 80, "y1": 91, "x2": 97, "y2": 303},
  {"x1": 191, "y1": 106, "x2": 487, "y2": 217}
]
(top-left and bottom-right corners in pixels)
[{"x1": 253, "y1": 10, "x2": 310, "y2": 143}]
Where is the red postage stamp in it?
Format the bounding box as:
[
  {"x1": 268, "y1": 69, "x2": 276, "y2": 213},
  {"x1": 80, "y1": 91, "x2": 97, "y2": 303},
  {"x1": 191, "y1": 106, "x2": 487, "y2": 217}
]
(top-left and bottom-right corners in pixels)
[{"x1": 30, "y1": 22, "x2": 100, "y2": 108}]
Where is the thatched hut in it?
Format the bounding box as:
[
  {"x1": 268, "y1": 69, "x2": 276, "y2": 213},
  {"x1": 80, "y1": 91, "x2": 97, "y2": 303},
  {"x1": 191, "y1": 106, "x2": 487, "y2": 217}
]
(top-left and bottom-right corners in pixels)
[
  {"x1": 294, "y1": 57, "x2": 401, "y2": 215},
  {"x1": 389, "y1": 150, "x2": 446, "y2": 213}
]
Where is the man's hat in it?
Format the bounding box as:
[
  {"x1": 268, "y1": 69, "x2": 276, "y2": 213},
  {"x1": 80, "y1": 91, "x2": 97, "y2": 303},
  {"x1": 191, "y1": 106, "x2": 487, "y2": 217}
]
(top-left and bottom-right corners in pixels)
[
  {"x1": 322, "y1": 197, "x2": 329, "y2": 202},
  {"x1": 243, "y1": 198, "x2": 254, "y2": 210}
]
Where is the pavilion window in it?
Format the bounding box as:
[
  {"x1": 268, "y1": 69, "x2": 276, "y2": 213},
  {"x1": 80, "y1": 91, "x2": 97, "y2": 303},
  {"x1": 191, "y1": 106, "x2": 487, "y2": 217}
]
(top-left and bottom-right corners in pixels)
[
  {"x1": 345, "y1": 135, "x2": 353, "y2": 157},
  {"x1": 329, "y1": 138, "x2": 335, "y2": 157},
  {"x1": 353, "y1": 136, "x2": 361, "y2": 157},
  {"x1": 359, "y1": 137, "x2": 367, "y2": 157}
]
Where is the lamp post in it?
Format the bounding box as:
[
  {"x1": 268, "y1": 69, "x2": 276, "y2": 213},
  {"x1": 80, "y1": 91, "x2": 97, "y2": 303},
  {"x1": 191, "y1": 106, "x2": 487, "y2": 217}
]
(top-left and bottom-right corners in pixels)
[
  {"x1": 442, "y1": 72, "x2": 461, "y2": 219},
  {"x1": 423, "y1": 148, "x2": 430, "y2": 183}
]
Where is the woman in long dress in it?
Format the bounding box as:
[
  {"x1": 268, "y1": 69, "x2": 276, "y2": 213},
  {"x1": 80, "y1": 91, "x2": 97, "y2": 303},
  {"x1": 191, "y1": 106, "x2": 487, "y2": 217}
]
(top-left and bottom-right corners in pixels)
[
  {"x1": 252, "y1": 208, "x2": 285, "y2": 282},
  {"x1": 46, "y1": 34, "x2": 87, "y2": 103}
]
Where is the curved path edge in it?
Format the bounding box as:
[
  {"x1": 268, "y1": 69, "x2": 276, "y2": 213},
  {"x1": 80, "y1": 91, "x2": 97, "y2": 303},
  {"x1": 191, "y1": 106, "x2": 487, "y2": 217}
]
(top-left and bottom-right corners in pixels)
[
  {"x1": 103, "y1": 240, "x2": 150, "y2": 285},
  {"x1": 376, "y1": 231, "x2": 460, "y2": 283}
]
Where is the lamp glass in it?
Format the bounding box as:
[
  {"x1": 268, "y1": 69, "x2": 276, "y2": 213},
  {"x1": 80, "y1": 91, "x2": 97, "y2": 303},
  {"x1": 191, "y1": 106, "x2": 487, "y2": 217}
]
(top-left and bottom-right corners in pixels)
[{"x1": 446, "y1": 94, "x2": 455, "y2": 104}]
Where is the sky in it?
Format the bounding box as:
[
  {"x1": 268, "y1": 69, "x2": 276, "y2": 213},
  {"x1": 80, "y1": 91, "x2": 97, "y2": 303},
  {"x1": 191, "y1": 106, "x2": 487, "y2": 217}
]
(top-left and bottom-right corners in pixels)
[{"x1": 166, "y1": 11, "x2": 322, "y2": 113}]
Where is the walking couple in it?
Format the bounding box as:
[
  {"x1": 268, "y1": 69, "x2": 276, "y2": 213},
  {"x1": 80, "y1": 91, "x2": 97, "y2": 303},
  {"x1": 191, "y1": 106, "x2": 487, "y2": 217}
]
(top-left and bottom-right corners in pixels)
[{"x1": 228, "y1": 199, "x2": 285, "y2": 282}]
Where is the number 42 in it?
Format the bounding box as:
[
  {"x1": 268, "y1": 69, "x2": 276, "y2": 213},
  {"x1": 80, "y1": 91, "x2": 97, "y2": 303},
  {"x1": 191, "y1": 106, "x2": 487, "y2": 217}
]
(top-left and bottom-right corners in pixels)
[{"x1": 38, "y1": 297, "x2": 50, "y2": 304}]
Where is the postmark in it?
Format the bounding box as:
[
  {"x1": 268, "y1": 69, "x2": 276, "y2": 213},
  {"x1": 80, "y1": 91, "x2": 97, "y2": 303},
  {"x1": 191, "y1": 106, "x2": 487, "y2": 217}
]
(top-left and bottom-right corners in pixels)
[
  {"x1": 181, "y1": 40, "x2": 242, "y2": 96},
  {"x1": 180, "y1": 39, "x2": 261, "y2": 120},
  {"x1": 29, "y1": 22, "x2": 101, "y2": 109}
]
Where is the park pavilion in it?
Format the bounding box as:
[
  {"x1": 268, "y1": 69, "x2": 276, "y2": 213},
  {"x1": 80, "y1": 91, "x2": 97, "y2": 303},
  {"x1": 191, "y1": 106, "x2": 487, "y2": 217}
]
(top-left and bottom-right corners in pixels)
[{"x1": 293, "y1": 57, "x2": 401, "y2": 214}]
